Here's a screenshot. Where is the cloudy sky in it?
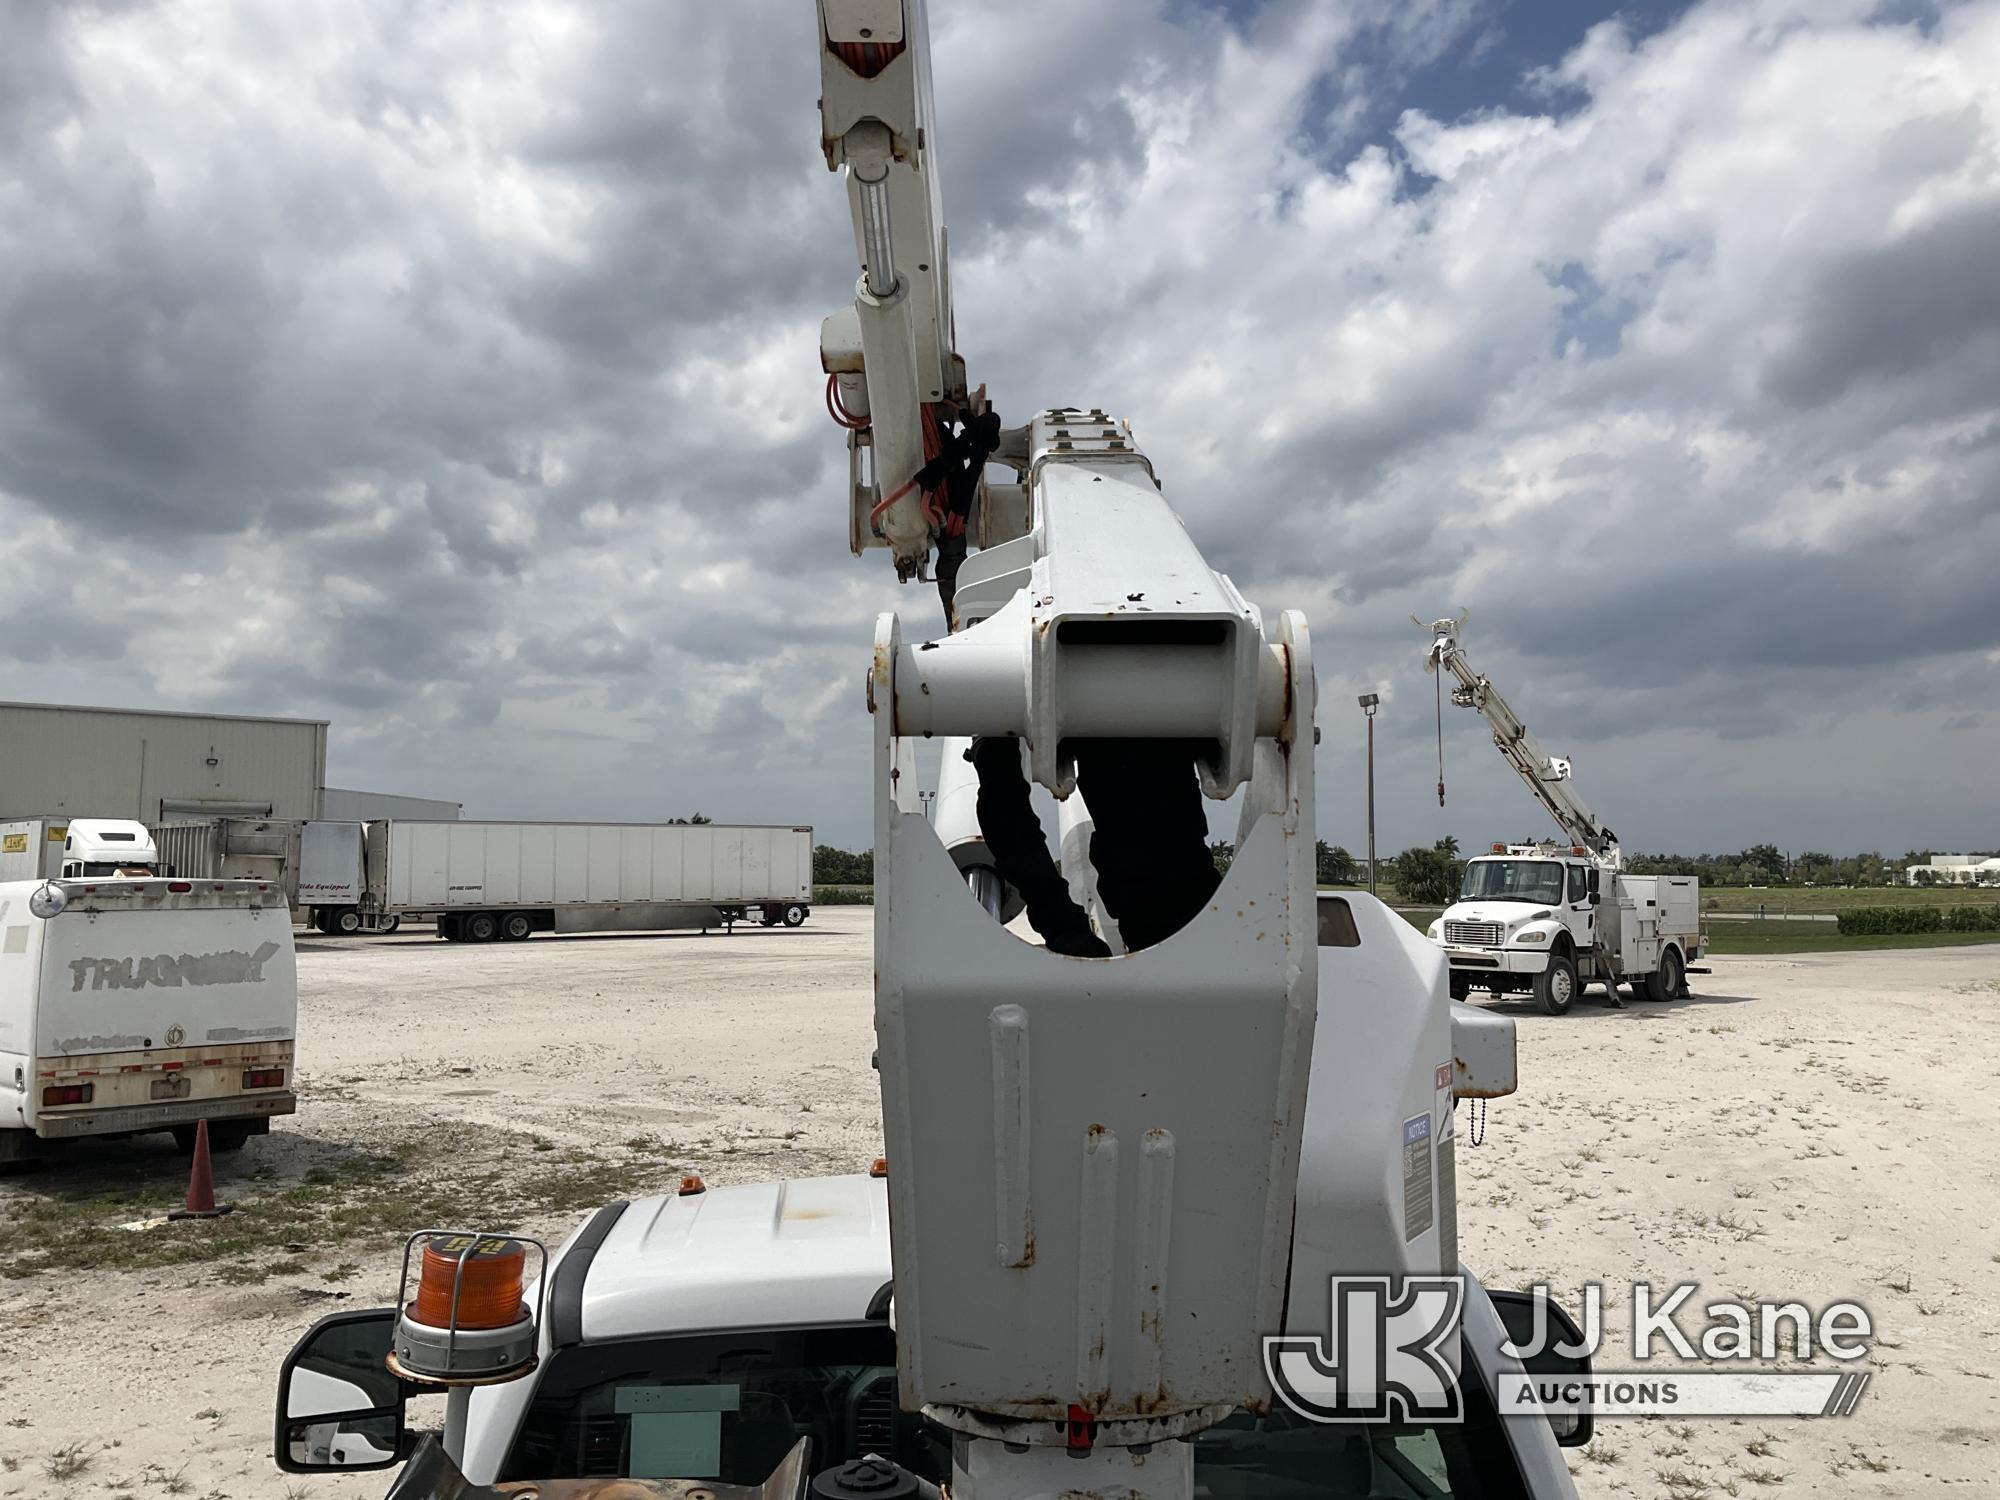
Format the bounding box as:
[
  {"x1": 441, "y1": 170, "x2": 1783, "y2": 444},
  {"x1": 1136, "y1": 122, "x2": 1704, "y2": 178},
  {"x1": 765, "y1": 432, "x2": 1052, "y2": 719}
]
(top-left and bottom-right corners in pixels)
[{"x1": 2, "y1": 0, "x2": 1995, "y2": 858}]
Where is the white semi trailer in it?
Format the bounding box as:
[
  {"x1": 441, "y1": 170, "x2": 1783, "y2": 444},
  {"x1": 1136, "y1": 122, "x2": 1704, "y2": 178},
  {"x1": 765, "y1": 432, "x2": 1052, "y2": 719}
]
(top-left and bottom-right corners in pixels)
[
  {"x1": 1, "y1": 821, "x2": 297, "y2": 1161},
  {"x1": 307, "y1": 820, "x2": 815, "y2": 941}
]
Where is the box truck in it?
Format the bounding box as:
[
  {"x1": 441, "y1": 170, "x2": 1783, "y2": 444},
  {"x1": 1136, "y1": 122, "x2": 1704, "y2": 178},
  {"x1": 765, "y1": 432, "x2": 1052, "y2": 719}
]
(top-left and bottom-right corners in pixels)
[
  {"x1": 301, "y1": 820, "x2": 815, "y2": 940},
  {"x1": 1, "y1": 825, "x2": 297, "y2": 1161}
]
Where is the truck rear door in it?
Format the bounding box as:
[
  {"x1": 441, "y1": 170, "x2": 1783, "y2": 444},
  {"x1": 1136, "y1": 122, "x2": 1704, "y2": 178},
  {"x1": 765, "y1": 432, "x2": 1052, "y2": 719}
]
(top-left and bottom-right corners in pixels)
[{"x1": 22, "y1": 882, "x2": 297, "y2": 1139}]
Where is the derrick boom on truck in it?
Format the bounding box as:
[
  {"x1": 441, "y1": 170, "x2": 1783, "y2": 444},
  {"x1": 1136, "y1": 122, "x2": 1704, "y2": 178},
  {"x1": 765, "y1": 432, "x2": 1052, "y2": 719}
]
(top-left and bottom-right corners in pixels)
[
  {"x1": 1424, "y1": 614, "x2": 1621, "y2": 868},
  {"x1": 813, "y1": 6, "x2": 1550, "y2": 1499}
]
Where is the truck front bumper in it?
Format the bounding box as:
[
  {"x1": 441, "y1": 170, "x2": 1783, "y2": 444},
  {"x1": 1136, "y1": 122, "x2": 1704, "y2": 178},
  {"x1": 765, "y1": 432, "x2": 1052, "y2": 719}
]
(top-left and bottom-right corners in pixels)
[
  {"x1": 1445, "y1": 946, "x2": 1549, "y2": 975},
  {"x1": 35, "y1": 1091, "x2": 296, "y2": 1140}
]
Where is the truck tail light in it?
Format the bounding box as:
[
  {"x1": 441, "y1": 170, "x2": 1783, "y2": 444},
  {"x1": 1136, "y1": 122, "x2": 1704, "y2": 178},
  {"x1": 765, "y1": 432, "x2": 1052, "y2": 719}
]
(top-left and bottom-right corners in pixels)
[
  {"x1": 243, "y1": 1068, "x2": 286, "y2": 1089},
  {"x1": 42, "y1": 1083, "x2": 93, "y2": 1106},
  {"x1": 168, "y1": 881, "x2": 192, "y2": 892}
]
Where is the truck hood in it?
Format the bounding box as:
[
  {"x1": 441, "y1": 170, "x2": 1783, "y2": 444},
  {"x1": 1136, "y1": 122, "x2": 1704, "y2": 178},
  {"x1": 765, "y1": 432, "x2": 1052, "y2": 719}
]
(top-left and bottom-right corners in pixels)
[
  {"x1": 1441, "y1": 902, "x2": 1556, "y2": 929},
  {"x1": 580, "y1": 1173, "x2": 891, "y2": 1342}
]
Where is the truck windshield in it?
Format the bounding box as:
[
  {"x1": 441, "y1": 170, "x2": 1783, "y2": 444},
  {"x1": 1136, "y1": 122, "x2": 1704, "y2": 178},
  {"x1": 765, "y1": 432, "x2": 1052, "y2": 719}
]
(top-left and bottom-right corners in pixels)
[
  {"x1": 1458, "y1": 860, "x2": 1564, "y2": 905},
  {"x1": 501, "y1": 1324, "x2": 1530, "y2": 1499}
]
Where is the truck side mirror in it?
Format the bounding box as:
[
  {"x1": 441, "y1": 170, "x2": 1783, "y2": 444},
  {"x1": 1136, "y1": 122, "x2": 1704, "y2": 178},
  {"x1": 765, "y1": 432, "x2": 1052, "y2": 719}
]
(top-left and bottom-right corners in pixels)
[
  {"x1": 274, "y1": 1308, "x2": 414, "y2": 1473},
  {"x1": 1487, "y1": 1289, "x2": 1595, "y2": 1449}
]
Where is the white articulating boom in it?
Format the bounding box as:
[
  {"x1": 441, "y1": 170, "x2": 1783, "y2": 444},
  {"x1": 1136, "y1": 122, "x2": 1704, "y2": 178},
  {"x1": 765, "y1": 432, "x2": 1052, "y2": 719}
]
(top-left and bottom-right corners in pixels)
[
  {"x1": 817, "y1": 9, "x2": 1527, "y2": 1500},
  {"x1": 1424, "y1": 615, "x2": 1622, "y2": 869}
]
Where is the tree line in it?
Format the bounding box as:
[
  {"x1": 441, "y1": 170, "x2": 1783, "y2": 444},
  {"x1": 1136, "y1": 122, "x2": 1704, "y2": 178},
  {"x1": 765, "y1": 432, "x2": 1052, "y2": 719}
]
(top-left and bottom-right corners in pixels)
[{"x1": 816, "y1": 837, "x2": 1934, "y2": 900}]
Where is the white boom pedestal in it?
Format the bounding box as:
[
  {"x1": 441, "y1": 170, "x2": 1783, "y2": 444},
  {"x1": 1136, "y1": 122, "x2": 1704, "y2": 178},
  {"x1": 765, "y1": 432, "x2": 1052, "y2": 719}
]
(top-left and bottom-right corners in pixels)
[{"x1": 871, "y1": 604, "x2": 1317, "y2": 1461}]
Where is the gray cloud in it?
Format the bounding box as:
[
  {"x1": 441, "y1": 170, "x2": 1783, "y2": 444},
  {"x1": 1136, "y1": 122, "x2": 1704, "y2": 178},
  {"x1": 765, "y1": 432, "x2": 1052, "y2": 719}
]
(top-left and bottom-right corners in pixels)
[{"x1": 0, "y1": 0, "x2": 1994, "y2": 856}]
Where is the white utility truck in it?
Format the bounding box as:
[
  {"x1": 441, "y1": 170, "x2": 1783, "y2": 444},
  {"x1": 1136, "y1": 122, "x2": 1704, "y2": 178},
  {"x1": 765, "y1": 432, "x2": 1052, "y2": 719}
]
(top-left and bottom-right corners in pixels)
[
  {"x1": 1421, "y1": 618, "x2": 1705, "y2": 1014},
  {"x1": 1, "y1": 821, "x2": 297, "y2": 1161},
  {"x1": 277, "y1": 1166, "x2": 1590, "y2": 1496},
  {"x1": 273, "y1": 7, "x2": 1584, "y2": 1497},
  {"x1": 275, "y1": 900, "x2": 1585, "y2": 1497},
  {"x1": 310, "y1": 819, "x2": 814, "y2": 940}
]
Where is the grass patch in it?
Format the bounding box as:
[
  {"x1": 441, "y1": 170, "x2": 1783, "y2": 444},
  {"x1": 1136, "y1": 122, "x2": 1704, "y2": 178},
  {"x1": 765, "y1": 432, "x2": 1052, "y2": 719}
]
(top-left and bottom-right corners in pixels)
[
  {"x1": 1704, "y1": 885, "x2": 2000, "y2": 915},
  {"x1": 812, "y1": 885, "x2": 874, "y2": 905},
  {"x1": 0, "y1": 1127, "x2": 671, "y2": 1282},
  {"x1": 1704, "y1": 922, "x2": 2000, "y2": 955},
  {"x1": 44, "y1": 1442, "x2": 92, "y2": 1480}
]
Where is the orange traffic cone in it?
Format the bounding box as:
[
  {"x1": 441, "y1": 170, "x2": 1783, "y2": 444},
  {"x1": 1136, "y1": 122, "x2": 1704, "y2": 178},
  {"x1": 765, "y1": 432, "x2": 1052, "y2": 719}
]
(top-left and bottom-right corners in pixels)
[{"x1": 168, "y1": 1120, "x2": 233, "y2": 1220}]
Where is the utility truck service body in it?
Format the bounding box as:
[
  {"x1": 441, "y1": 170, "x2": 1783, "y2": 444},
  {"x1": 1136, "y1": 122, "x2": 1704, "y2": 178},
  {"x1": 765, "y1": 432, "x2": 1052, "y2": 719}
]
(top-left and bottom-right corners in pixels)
[
  {"x1": 0, "y1": 844, "x2": 296, "y2": 1158},
  {"x1": 320, "y1": 820, "x2": 815, "y2": 940},
  {"x1": 1431, "y1": 844, "x2": 1705, "y2": 1013}
]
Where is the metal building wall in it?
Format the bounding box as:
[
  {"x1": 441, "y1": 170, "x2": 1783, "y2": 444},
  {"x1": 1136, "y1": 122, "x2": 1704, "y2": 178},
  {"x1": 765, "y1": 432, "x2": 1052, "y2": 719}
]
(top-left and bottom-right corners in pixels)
[
  {"x1": 322, "y1": 786, "x2": 462, "y2": 821},
  {"x1": 0, "y1": 701, "x2": 328, "y2": 822}
]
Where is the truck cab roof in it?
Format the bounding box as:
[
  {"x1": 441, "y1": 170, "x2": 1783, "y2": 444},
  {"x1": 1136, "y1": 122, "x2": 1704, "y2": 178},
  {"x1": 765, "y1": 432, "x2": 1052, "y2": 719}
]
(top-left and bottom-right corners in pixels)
[
  {"x1": 572, "y1": 1173, "x2": 890, "y2": 1342},
  {"x1": 63, "y1": 817, "x2": 158, "y2": 873}
]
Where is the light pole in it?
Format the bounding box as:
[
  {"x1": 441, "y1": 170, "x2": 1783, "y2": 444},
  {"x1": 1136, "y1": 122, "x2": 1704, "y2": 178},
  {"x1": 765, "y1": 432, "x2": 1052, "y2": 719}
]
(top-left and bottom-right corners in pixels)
[
  {"x1": 918, "y1": 790, "x2": 935, "y2": 821},
  {"x1": 1357, "y1": 693, "x2": 1379, "y2": 896}
]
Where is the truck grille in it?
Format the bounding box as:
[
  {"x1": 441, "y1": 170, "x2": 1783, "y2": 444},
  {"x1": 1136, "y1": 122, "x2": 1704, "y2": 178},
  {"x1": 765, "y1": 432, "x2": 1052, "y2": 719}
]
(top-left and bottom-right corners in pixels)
[{"x1": 1444, "y1": 920, "x2": 1502, "y2": 947}]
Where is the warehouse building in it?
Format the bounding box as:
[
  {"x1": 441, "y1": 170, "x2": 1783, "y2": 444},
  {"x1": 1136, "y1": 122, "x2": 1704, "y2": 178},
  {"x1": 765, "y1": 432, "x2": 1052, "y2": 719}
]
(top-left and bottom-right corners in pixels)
[
  {"x1": 323, "y1": 786, "x2": 461, "y2": 821},
  {"x1": 0, "y1": 700, "x2": 328, "y2": 822}
]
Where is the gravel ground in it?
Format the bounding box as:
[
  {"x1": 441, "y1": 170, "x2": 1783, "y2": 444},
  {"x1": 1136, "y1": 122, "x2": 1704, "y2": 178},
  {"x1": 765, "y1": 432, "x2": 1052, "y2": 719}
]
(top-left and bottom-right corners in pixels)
[{"x1": 0, "y1": 911, "x2": 1994, "y2": 1498}]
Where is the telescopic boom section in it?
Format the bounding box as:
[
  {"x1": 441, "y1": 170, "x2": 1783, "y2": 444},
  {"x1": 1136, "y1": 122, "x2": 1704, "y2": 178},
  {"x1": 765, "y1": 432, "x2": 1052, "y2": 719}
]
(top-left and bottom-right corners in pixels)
[
  {"x1": 817, "y1": 0, "x2": 967, "y2": 579},
  {"x1": 1425, "y1": 617, "x2": 1622, "y2": 866}
]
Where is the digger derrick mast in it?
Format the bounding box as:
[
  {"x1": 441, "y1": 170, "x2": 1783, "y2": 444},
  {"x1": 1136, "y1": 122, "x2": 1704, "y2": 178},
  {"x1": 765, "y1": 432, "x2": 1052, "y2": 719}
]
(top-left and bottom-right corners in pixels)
[{"x1": 1425, "y1": 616, "x2": 1623, "y2": 868}]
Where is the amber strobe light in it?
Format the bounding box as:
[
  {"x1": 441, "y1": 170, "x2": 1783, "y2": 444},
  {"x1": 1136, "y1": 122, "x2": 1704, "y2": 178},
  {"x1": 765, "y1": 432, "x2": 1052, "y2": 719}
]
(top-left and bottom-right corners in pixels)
[
  {"x1": 391, "y1": 1229, "x2": 546, "y2": 1386},
  {"x1": 410, "y1": 1236, "x2": 527, "y2": 1331}
]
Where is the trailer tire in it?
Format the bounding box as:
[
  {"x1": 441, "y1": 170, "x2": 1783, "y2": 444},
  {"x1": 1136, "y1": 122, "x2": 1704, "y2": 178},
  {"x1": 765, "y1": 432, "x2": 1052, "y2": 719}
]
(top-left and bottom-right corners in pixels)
[
  {"x1": 377, "y1": 915, "x2": 402, "y2": 936},
  {"x1": 500, "y1": 911, "x2": 534, "y2": 941},
  {"x1": 1533, "y1": 952, "x2": 1578, "y2": 1016},
  {"x1": 1646, "y1": 945, "x2": 1684, "y2": 1003},
  {"x1": 463, "y1": 912, "x2": 500, "y2": 943},
  {"x1": 331, "y1": 907, "x2": 362, "y2": 937},
  {"x1": 760, "y1": 906, "x2": 781, "y2": 927},
  {"x1": 782, "y1": 904, "x2": 808, "y2": 928}
]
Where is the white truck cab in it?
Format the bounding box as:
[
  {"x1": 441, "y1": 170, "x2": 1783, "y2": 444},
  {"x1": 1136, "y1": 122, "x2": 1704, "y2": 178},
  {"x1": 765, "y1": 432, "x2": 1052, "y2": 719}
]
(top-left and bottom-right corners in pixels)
[
  {"x1": 1431, "y1": 843, "x2": 1704, "y2": 1015},
  {"x1": 276, "y1": 1172, "x2": 1588, "y2": 1498},
  {"x1": 61, "y1": 817, "x2": 160, "y2": 877}
]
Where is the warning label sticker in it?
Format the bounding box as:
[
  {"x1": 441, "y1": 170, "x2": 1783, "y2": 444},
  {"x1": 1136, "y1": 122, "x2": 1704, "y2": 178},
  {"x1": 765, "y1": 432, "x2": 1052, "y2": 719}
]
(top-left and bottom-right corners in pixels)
[{"x1": 1402, "y1": 1112, "x2": 1434, "y2": 1241}]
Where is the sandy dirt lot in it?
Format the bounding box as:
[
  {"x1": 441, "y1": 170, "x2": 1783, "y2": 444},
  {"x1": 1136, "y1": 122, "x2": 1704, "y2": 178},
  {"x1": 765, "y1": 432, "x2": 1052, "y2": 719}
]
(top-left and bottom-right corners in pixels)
[{"x1": 0, "y1": 911, "x2": 1994, "y2": 1499}]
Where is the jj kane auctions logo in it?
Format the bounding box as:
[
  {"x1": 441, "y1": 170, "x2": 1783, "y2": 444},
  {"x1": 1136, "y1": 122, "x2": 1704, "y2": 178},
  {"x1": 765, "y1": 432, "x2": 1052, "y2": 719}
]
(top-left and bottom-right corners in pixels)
[{"x1": 1264, "y1": 1280, "x2": 1874, "y2": 1424}]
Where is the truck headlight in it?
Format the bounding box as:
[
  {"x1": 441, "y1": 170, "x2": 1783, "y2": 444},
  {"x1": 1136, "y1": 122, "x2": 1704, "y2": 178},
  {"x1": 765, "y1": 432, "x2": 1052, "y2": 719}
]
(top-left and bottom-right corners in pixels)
[
  {"x1": 1515, "y1": 930, "x2": 1547, "y2": 943},
  {"x1": 1428, "y1": 922, "x2": 1443, "y2": 939}
]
